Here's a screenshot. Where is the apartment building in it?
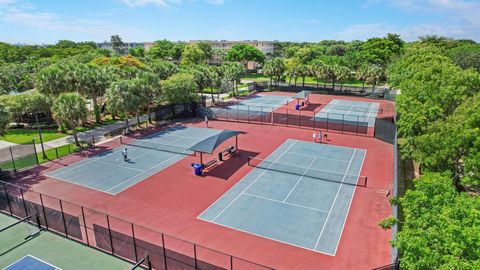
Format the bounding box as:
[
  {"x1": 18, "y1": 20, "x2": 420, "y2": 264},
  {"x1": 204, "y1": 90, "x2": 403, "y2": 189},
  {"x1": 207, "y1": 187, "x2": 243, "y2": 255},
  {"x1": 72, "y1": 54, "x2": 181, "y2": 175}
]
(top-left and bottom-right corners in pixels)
[{"x1": 190, "y1": 40, "x2": 276, "y2": 69}]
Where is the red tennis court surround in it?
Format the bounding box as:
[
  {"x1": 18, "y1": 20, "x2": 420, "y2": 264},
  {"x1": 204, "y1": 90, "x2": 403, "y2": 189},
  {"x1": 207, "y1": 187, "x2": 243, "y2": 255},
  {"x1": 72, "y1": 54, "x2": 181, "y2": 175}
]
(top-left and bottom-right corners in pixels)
[{"x1": 8, "y1": 98, "x2": 394, "y2": 269}]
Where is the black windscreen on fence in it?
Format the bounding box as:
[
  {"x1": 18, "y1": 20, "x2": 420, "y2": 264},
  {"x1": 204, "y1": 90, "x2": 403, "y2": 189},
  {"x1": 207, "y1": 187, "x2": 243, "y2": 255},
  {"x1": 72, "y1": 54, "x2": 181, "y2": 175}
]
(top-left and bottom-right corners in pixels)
[
  {"x1": 154, "y1": 103, "x2": 198, "y2": 122},
  {"x1": 198, "y1": 107, "x2": 372, "y2": 136}
]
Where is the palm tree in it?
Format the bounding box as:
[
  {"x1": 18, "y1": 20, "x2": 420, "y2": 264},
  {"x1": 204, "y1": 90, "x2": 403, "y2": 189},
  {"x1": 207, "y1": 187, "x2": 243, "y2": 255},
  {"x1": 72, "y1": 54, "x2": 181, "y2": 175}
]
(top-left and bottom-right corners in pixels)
[
  {"x1": 52, "y1": 93, "x2": 87, "y2": 147},
  {"x1": 356, "y1": 65, "x2": 369, "y2": 92},
  {"x1": 336, "y1": 66, "x2": 351, "y2": 91},
  {"x1": 366, "y1": 65, "x2": 385, "y2": 92},
  {"x1": 0, "y1": 102, "x2": 10, "y2": 136},
  {"x1": 132, "y1": 71, "x2": 160, "y2": 124},
  {"x1": 311, "y1": 60, "x2": 326, "y2": 89},
  {"x1": 222, "y1": 63, "x2": 244, "y2": 97},
  {"x1": 105, "y1": 80, "x2": 140, "y2": 133},
  {"x1": 209, "y1": 66, "x2": 222, "y2": 103},
  {"x1": 299, "y1": 64, "x2": 311, "y2": 87}
]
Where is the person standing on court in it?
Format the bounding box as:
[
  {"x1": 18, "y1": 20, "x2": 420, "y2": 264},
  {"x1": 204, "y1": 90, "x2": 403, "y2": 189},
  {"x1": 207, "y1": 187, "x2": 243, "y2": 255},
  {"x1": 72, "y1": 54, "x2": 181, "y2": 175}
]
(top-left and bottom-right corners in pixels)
[
  {"x1": 312, "y1": 131, "x2": 316, "y2": 143},
  {"x1": 205, "y1": 115, "x2": 209, "y2": 128},
  {"x1": 122, "y1": 148, "x2": 128, "y2": 161},
  {"x1": 318, "y1": 131, "x2": 323, "y2": 143}
]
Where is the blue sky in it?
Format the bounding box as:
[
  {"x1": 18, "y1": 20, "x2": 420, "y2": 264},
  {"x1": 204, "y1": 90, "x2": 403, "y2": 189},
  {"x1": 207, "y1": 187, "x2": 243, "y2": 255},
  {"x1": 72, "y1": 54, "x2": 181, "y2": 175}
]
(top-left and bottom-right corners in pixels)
[{"x1": 0, "y1": 0, "x2": 479, "y2": 44}]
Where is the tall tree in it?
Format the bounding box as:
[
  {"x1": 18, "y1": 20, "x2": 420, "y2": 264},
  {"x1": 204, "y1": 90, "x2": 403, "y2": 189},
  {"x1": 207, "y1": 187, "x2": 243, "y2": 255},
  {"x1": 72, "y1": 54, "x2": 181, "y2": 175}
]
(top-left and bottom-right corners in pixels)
[
  {"x1": 181, "y1": 43, "x2": 207, "y2": 66},
  {"x1": 222, "y1": 63, "x2": 244, "y2": 96},
  {"x1": 226, "y1": 44, "x2": 265, "y2": 68},
  {"x1": 0, "y1": 102, "x2": 10, "y2": 135},
  {"x1": 105, "y1": 80, "x2": 140, "y2": 132},
  {"x1": 52, "y1": 93, "x2": 87, "y2": 147},
  {"x1": 189, "y1": 65, "x2": 212, "y2": 97},
  {"x1": 196, "y1": 42, "x2": 213, "y2": 63},
  {"x1": 110, "y1": 35, "x2": 125, "y2": 55},
  {"x1": 161, "y1": 73, "x2": 198, "y2": 104}
]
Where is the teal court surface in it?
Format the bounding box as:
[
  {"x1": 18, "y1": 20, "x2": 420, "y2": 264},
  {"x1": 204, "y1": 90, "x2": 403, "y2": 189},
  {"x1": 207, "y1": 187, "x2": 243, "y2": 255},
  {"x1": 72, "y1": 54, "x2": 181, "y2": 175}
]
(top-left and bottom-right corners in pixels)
[
  {"x1": 46, "y1": 126, "x2": 222, "y2": 195},
  {"x1": 199, "y1": 139, "x2": 366, "y2": 255},
  {"x1": 208, "y1": 94, "x2": 292, "y2": 121},
  {"x1": 315, "y1": 99, "x2": 380, "y2": 127},
  {"x1": 4, "y1": 255, "x2": 61, "y2": 270}
]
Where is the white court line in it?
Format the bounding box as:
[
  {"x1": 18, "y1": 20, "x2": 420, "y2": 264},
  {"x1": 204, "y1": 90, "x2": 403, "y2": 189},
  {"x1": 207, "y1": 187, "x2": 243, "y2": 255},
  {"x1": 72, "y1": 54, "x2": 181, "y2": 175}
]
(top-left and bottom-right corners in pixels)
[
  {"x1": 243, "y1": 193, "x2": 329, "y2": 214},
  {"x1": 282, "y1": 157, "x2": 317, "y2": 202},
  {"x1": 288, "y1": 151, "x2": 350, "y2": 163},
  {"x1": 96, "y1": 160, "x2": 144, "y2": 172},
  {"x1": 332, "y1": 149, "x2": 366, "y2": 256},
  {"x1": 3, "y1": 254, "x2": 62, "y2": 270},
  {"x1": 314, "y1": 149, "x2": 357, "y2": 250},
  {"x1": 104, "y1": 153, "x2": 183, "y2": 193},
  {"x1": 320, "y1": 99, "x2": 339, "y2": 114},
  {"x1": 211, "y1": 141, "x2": 298, "y2": 222}
]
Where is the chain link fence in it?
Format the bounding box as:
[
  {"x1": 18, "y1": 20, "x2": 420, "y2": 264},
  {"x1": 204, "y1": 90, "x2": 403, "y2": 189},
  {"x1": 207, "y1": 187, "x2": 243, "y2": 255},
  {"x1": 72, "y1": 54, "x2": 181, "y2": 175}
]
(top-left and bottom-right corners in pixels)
[{"x1": 0, "y1": 180, "x2": 274, "y2": 270}]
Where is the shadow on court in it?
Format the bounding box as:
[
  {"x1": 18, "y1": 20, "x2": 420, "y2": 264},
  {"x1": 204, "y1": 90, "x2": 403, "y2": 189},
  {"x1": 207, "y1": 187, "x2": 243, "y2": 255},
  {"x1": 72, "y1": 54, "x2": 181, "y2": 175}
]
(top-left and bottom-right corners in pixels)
[{"x1": 202, "y1": 150, "x2": 260, "y2": 180}]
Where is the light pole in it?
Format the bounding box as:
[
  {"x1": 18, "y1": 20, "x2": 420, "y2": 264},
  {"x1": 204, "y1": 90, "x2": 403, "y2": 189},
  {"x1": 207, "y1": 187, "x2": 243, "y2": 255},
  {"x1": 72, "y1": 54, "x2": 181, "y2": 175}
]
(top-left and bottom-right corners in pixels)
[{"x1": 34, "y1": 110, "x2": 47, "y2": 159}]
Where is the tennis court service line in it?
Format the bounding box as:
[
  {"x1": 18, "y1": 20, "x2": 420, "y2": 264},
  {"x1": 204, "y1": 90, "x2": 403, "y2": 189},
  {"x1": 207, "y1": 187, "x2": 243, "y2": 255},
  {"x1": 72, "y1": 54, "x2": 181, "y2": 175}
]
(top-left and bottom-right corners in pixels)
[
  {"x1": 211, "y1": 141, "x2": 298, "y2": 222},
  {"x1": 243, "y1": 192, "x2": 329, "y2": 214},
  {"x1": 321, "y1": 99, "x2": 339, "y2": 114},
  {"x1": 96, "y1": 160, "x2": 144, "y2": 172},
  {"x1": 314, "y1": 149, "x2": 357, "y2": 250},
  {"x1": 287, "y1": 151, "x2": 350, "y2": 163},
  {"x1": 282, "y1": 157, "x2": 317, "y2": 202}
]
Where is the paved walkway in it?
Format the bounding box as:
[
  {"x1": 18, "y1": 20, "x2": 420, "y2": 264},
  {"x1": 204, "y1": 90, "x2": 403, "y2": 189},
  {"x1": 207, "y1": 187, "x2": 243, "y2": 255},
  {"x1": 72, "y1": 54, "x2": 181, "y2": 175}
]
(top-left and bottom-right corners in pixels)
[
  {"x1": 39, "y1": 113, "x2": 152, "y2": 152},
  {"x1": 0, "y1": 140, "x2": 17, "y2": 150}
]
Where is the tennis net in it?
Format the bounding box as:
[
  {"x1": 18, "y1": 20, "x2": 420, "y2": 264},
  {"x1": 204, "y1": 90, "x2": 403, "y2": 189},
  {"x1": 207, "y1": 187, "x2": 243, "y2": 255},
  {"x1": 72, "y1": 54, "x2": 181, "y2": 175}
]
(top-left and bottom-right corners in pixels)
[
  {"x1": 247, "y1": 157, "x2": 367, "y2": 187},
  {"x1": 323, "y1": 104, "x2": 383, "y2": 114},
  {"x1": 120, "y1": 136, "x2": 194, "y2": 156}
]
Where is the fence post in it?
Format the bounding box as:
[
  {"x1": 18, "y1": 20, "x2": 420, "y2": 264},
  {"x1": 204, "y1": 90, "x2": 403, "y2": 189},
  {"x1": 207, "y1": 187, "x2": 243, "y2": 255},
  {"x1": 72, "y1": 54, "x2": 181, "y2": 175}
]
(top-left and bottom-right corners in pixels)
[
  {"x1": 356, "y1": 116, "x2": 359, "y2": 135},
  {"x1": 161, "y1": 233, "x2": 168, "y2": 270},
  {"x1": 106, "y1": 215, "x2": 114, "y2": 254},
  {"x1": 55, "y1": 148, "x2": 59, "y2": 159},
  {"x1": 194, "y1": 244, "x2": 198, "y2": 270},
  {"x1": 341, "y1": 114, "x2": 345, "y2": 133},
  {"x1": 39, "y1": 194, "x2": 49, "y2": 229},
  {"x1": 260, "y1": 107, "x2": 263, "y2": 125},
  {"x1": 81, "y1": 206, "x2": 89, "y2": 246},
  {"x1": 131, "y1": 223, "x2": 139, "y2": 262},
  {"x1": 286, "y1": 109, "x2": 289, "y2": 126},
  {"x1": 298, "y1": 110, "x2": 301, "y2": 127},
  {"x1": 326, "y1": 113, "x2": 330, "y2": 131},
  {"x1": 3, "y1": 183, "x2": 13, "y2": 215},
  {"x1": 19, "y1": 188, "x2": 28, "y2": 218},
  {"x1": 9, "y1": 146, "x2": 16, "y2": 171},
  {"x1": 230, "y1": 256, "x2": 233, "y2": 270},
  {"x1": 59, "y1": 200, "x2": 68, "y2": 238},
  {"x1": 313, "y1": 111, "x2": 316, "y2": 130},
  {"x1": 247, "y1": 106, "x2": 250, "y2": 124},
  {"x1": 32, "y1": 139, "x2": 39, "y2": 165}
]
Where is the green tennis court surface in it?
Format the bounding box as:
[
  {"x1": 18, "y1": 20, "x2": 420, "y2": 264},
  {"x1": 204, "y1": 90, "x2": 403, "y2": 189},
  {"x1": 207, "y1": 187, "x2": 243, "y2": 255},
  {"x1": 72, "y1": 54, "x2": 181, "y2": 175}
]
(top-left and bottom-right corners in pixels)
[
  {"x1": 0, "y1": 214, "x2": 133, "y2": 270},
  {"x1": 199, "y1": 139, "x2": 366, "y2": 255},
  {"x1": 46, "y1": 126, "x2": 222, "y2": 195},
  {"x1": 315, "y1": 99, "x2": 380, "y2": 127}
]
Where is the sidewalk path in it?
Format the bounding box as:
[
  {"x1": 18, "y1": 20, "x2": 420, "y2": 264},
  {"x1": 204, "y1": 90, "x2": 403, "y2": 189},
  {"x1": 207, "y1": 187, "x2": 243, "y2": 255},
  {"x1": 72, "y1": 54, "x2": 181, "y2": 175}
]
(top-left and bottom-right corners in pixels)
[
  {"x1": 0, "y1": 140, "x2": 17, "y2": 150},
  {"x1": 39, "y1": 113, "x2": 152, "y2": 152}
]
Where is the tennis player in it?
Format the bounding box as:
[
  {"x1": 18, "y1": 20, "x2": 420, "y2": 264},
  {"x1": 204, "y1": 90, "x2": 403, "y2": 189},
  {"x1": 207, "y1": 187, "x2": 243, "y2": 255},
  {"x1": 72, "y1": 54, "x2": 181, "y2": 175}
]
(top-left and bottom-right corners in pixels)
[
  {"x1": 122, "y1": 148, "x2": 128, "y2": 161},
  {"x1": 205, "y1": 115, "x2": 209, "y2": 127}
]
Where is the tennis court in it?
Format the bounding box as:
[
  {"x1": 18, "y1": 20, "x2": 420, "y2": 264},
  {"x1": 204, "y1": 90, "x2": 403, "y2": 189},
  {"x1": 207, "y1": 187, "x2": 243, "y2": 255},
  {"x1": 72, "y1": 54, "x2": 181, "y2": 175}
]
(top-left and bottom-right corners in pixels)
[
  {"x1": 199, "y1": 139, "x2": 366, "y2": 255},
  {"x1": 208, "y1": 94, "x2": 292, "y2": 122},
  {"x1": 315, "y1": 99, "x2": 380, "y2": 127},
  {"x1": 0, "y1": 214, "x2": 132, "y2": 270},
  {"x1": 46, "y1": 126, "x2": 222, "y2": 195}
]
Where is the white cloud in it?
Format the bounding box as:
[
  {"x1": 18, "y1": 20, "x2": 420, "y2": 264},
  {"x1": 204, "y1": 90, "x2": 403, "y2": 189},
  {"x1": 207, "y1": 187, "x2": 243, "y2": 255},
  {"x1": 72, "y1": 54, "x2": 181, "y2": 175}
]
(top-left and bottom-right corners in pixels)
[
  {"x1": 120, "y1": 0, "x2": 180, "y2": 8},
  {"x1": 205, "y1": 0, "x2": 224, "y2": 5},
  {"x1": 119, "y1": 0, "x2": 224, "y2": 8},
  {"x1": 0, "y1": 4, "x2": 146, "y2": 42},
  {"x1": 357, "y1": 0, "x2": 480, "y2": 41}
]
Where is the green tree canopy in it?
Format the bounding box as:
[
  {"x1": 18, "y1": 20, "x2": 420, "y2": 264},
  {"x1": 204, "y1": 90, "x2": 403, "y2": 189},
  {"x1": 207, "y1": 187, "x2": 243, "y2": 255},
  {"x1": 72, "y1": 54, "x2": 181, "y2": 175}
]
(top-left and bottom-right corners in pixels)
[
  {"x1": 392, "y1": 173, "x2": 480, "y2": 269},
  {"x1": 161, "y1": 73, "x2": 198, "y2": 104},
  {"x1": 181, "y1": 43, "x2": 207, "y2": 66},
  {"x1": 0, "y1": 102, "x2": 10, "y2": 135},
  {"x1": 226, "y1": 44, "x2": 265, "y2": 68},
  {"x1": 52, "y1": 93, "x2": 87, "y2": 146}
]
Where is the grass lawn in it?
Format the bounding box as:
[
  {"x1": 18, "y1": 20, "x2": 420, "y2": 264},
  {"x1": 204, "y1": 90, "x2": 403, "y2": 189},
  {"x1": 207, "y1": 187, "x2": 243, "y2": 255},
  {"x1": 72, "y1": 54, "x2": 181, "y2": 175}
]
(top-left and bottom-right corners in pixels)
[
  {"x1": 1, "y1": 115, "x2": 119, "y2": 145},
  {"x1": 242, "y1": 74, "x2": 371, "y2": 88},
  {"x1": 0, "y1": 129, "x2": 67, "y2": 145}
]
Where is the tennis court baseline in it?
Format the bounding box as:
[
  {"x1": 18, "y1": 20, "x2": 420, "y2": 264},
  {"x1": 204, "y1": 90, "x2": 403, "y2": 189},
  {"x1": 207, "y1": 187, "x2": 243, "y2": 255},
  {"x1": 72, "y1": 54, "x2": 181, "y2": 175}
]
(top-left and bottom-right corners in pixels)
[
  {"x1": 45, "y1": 126, "x2": 222, "y2": 195},
  {"x1": 3, "y1": 255, "x2": 61, "y2": 270},
  {"x1": 199, "y1": 139, "x2": 366, "y2": 255},
  {"x1": 315, "y1": 99, "x2": 380, "y2": 127}
]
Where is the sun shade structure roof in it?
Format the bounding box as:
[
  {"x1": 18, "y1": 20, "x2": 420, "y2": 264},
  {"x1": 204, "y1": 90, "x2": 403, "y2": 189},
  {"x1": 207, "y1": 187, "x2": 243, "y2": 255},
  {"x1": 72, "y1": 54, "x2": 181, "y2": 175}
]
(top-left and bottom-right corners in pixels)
[
  {"x1": 188, "y1": 130, "x2": 244, "y2": 154},
  {"x1": 294, "y1": 90, "x2": 312, "y2": 99}
]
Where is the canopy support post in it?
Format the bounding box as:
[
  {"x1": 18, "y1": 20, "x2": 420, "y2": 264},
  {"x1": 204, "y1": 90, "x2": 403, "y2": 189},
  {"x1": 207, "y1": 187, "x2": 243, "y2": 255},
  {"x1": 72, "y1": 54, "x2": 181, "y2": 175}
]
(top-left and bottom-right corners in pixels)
[
  {"x1": 236, "y1": 135, "x2": 238, "y2": 149},
  {"x1": 200, "y1": 152, "x2": 203, "y2": 168}
]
